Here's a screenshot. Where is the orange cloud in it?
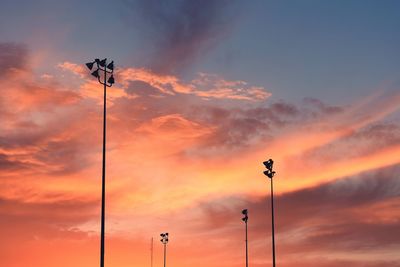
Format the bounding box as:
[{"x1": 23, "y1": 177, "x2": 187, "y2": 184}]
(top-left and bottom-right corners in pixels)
[{"x1": 59, "y1": 61, "x2": 271, "y2": 101}]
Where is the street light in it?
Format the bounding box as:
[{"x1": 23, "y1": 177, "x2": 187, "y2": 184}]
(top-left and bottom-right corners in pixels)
[
  {"x1": 86, "y1": 58, "x2": 115, "y2": 267},
  {"x1": 160, "y1": 233, "x2": 169, "y2": 267},
  {"x1": 242, "y1": 209, "x2": 249, "y2": 267},
  {"x1": 263, "y1": 159, "x2": 276, "y2": 267}
]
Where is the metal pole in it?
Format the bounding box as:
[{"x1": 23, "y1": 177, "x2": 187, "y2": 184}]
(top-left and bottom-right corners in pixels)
[
  {"x1": 245, "y1": 220, "x2": 248, "y2": 267},
  {"x1": 151, "y1": 237, "x2": 153, "y2": 267},
  {"x1": 100, "y1": 60, "x2": 107, "y2": 267},
  {"x1": 163, "y1": 243, "x2": 167, "y2": 267},
  {"x1": 270, "y1": 177, "x2": 276, "y2": 267}
]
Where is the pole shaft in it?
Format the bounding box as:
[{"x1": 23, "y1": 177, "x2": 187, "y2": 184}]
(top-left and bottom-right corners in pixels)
[
  {"x1": 271, "y1": 178, "x2": 276, "y2": 267},
  {"x1": 100, "y1": 61, "x2": 107, "y2": 267},
  {"x1": 151, "y1": 238, "x2": 153, "y2": 267},
  {"x1": 164, "y1": 243, "x2": 167, "y2": 267},
  {"x1": 245, "y1": 221, "x2": 248, "y2": 267}
]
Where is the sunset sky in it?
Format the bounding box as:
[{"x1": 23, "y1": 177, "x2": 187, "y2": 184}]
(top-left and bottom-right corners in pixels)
[{"x1": 0, "y1": 1, "x2": 400, "y2": 267}]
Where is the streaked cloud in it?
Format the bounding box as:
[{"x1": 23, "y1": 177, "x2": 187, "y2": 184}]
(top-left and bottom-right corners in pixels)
[{"x1": 123, "y1": 0, "x2": 238, "y2": 74}]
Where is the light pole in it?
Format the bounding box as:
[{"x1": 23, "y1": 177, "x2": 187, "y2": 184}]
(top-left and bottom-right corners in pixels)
[
  {"x1": 242, "y1": 209, "x2": 249, "y2": 267},
  {"x1": 160, "y1": 233, "x2": 169, "y2": 267},
  {"x1": 150, "y1": 237, "x2": 154, "y2": 267},
  {"x1": 85, "y1": 58, "x2": 115, "y2": 267},
  {"x1": 263, "y1": 159, "x2": 276, "y2": 267}
]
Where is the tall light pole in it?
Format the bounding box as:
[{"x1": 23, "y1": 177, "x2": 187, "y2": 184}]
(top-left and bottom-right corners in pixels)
[
  {"x1": 160, "y1": 233, "x2": 169, "y2": 267},
  {"x1": 86, "y1": 58, "x2": 115, "y2": 267},
  {"x1": 263, "y1": 159, "x2": 276, "y2": 267},
  {"x1": 242, "y1": 209, "x2": 249, "y2": 267},
  {"x1": 150, "y1": 237, "x2": 154, "y2": 267}
]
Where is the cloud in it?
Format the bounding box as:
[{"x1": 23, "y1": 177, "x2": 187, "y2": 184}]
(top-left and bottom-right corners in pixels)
[
  {"x1": 0, "y1": 195, "x2": 98, "y2": 242},
  {"x1": 126, "y1": 80, "x2": 164, "y2": 97},
  {"x1": 60, "y1": 62, "x2": 271, "y2": 102},
  {"x1": 124, "y1": 0, "x2": 238, "y2": 73},
  {"x1": 0, "y1": 153, "x2": 34, "y2": 172},
  {"x1": 0, "y1": 43, "x2": 28, "y2": 76}
]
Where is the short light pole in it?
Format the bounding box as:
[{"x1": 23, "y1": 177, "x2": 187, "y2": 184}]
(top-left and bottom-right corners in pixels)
[
  {"x1": 85, "y1": 58, "x2": 115, "y2": 267},
  {"x1": 263, "y1": 159, "x2": 276, "y2": 267},
  {"x1": 160, "y1": 233, "x2": 169, "y2": 267},
  {"x1": 242, "y1": 209, "x2": 249, "y2": 267}
]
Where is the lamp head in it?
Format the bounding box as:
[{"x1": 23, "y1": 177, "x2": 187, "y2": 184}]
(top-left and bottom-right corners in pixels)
[
  {"x1": 91, "y1": 69, "x2": 100, "y2": 78},
  {"x1": 107, "y1": 75, "x2": 115, "y2": 85},
  {"x1": 263, "y1": 170, "x2": 275, "y2": 179},
  {"x1": 263, "y1": 159, "x2": 274, "y2": 171},
  {"x1": 242, "y1": 209, "x2": 248, "y2": 215},
  {"x1": 99, "y1": 58, "x2": 107, "y2": 67},
  {"x1": 107, "y1": 61, "x2": 114, "y2": 71},
  {"x1": 86, "y1": 62, "x2": 95, "y2": 70}
]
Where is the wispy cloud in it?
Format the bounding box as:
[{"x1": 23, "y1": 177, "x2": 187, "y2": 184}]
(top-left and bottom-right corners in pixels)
[{"x1": 123, "y1": 0, "x2": 238, "y2": 74}]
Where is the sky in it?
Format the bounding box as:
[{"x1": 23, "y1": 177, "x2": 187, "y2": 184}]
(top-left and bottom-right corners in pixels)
[{"x1": 0, "y1": 1, "x2": 399, "y2": 267}]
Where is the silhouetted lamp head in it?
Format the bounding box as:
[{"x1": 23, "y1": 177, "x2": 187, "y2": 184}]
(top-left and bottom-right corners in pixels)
[
  {"x1": 107, "y1": 75, "x2": 115, "y2": 85},
  {"x1": 107, "y1": 61, "x2": 114, "y2": 71},
  {"x1": 86, "y1": 62, "x2": 95, "y2": 70},
  {"x1": 91, "y1": 69, "x2": 100, "y2": 78},
  {"x1": 263, "y1": 159, "x2": 274, "y2": 171},
  {"x1": 242, "y1": 209, "x2": 248, "y2": 215},
  {"x1": 99, "y1": 58, "x2": 107, "y2": 67},
  {"x1": 263, "y1": 170, "x2": 276, "y2": 179}
]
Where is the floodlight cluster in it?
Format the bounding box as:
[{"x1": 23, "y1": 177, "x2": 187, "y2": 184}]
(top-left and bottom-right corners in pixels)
[
  {"x1": 242, "y1": 209, "x2": 248, "y2": 223},
  {"x1": 86, "y1": 58, "x2": 115, "y2": 86},
  {"x1": 263, "y1": 159, "x2": 276, "y2": 178},
  {"x1": 160, "y1": 233, "x2": 169, "y2": 244}
]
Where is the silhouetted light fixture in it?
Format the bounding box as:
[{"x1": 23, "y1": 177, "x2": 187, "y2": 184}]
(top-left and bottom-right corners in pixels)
[
  {"x1": 160, "y1": 233, "x2": 169, "y2": 267},
  {"x1": 242, "y1": 209, "x2": 249, "y2": 267},
  {"x1": 85, "y1": 58, "x2": 115, "y2": 267},
  {"x1": 106, "y1": 61, "x2": 114, "y2": 71},
  {"x1": 107, "y1": 75, "x2": 115, "y2": 85},
  {"x1": 86, "y1": 62, "x2": 95, "y2": 70},
  {"x1": 263, "y1": 158, "x2": 276, "y2": 267},
  {"x1": 263, "y1": 159, "x2": 275, "y2": 178},
  {"x1": 91, "y1": 69, "x2": 100, "y2": 78},
  {"x1": 99, "y1": 58, "x2": 107, "y2": 68}
]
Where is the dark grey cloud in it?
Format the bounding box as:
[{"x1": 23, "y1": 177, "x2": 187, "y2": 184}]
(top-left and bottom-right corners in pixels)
[
  {"x1": 303, "y1": 97, "x2": 343, "y2": 115},
  {"x1": 123, "y1": 0, "x2": 238, "y2": 74},
  {"x1": 126, "y1": 80, "x2": 164, "y2": 97},
  {"x1": 0, "y1": 43, "x2": 28, "y2": 76},
  {"x1": 186, "y1": 101, "x2": 301, "y2": 150},
  {"x1": 34, "y1": 138, "x2": 93, "y2": 175},
  {"x1": 0, "y1": 153, "x2": 34, "y2": 171}
]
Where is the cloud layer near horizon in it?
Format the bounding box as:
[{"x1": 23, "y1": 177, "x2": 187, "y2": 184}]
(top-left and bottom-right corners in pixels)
[{"x1": 0, "y1": 43, "x2": 399, "y2": 267}]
